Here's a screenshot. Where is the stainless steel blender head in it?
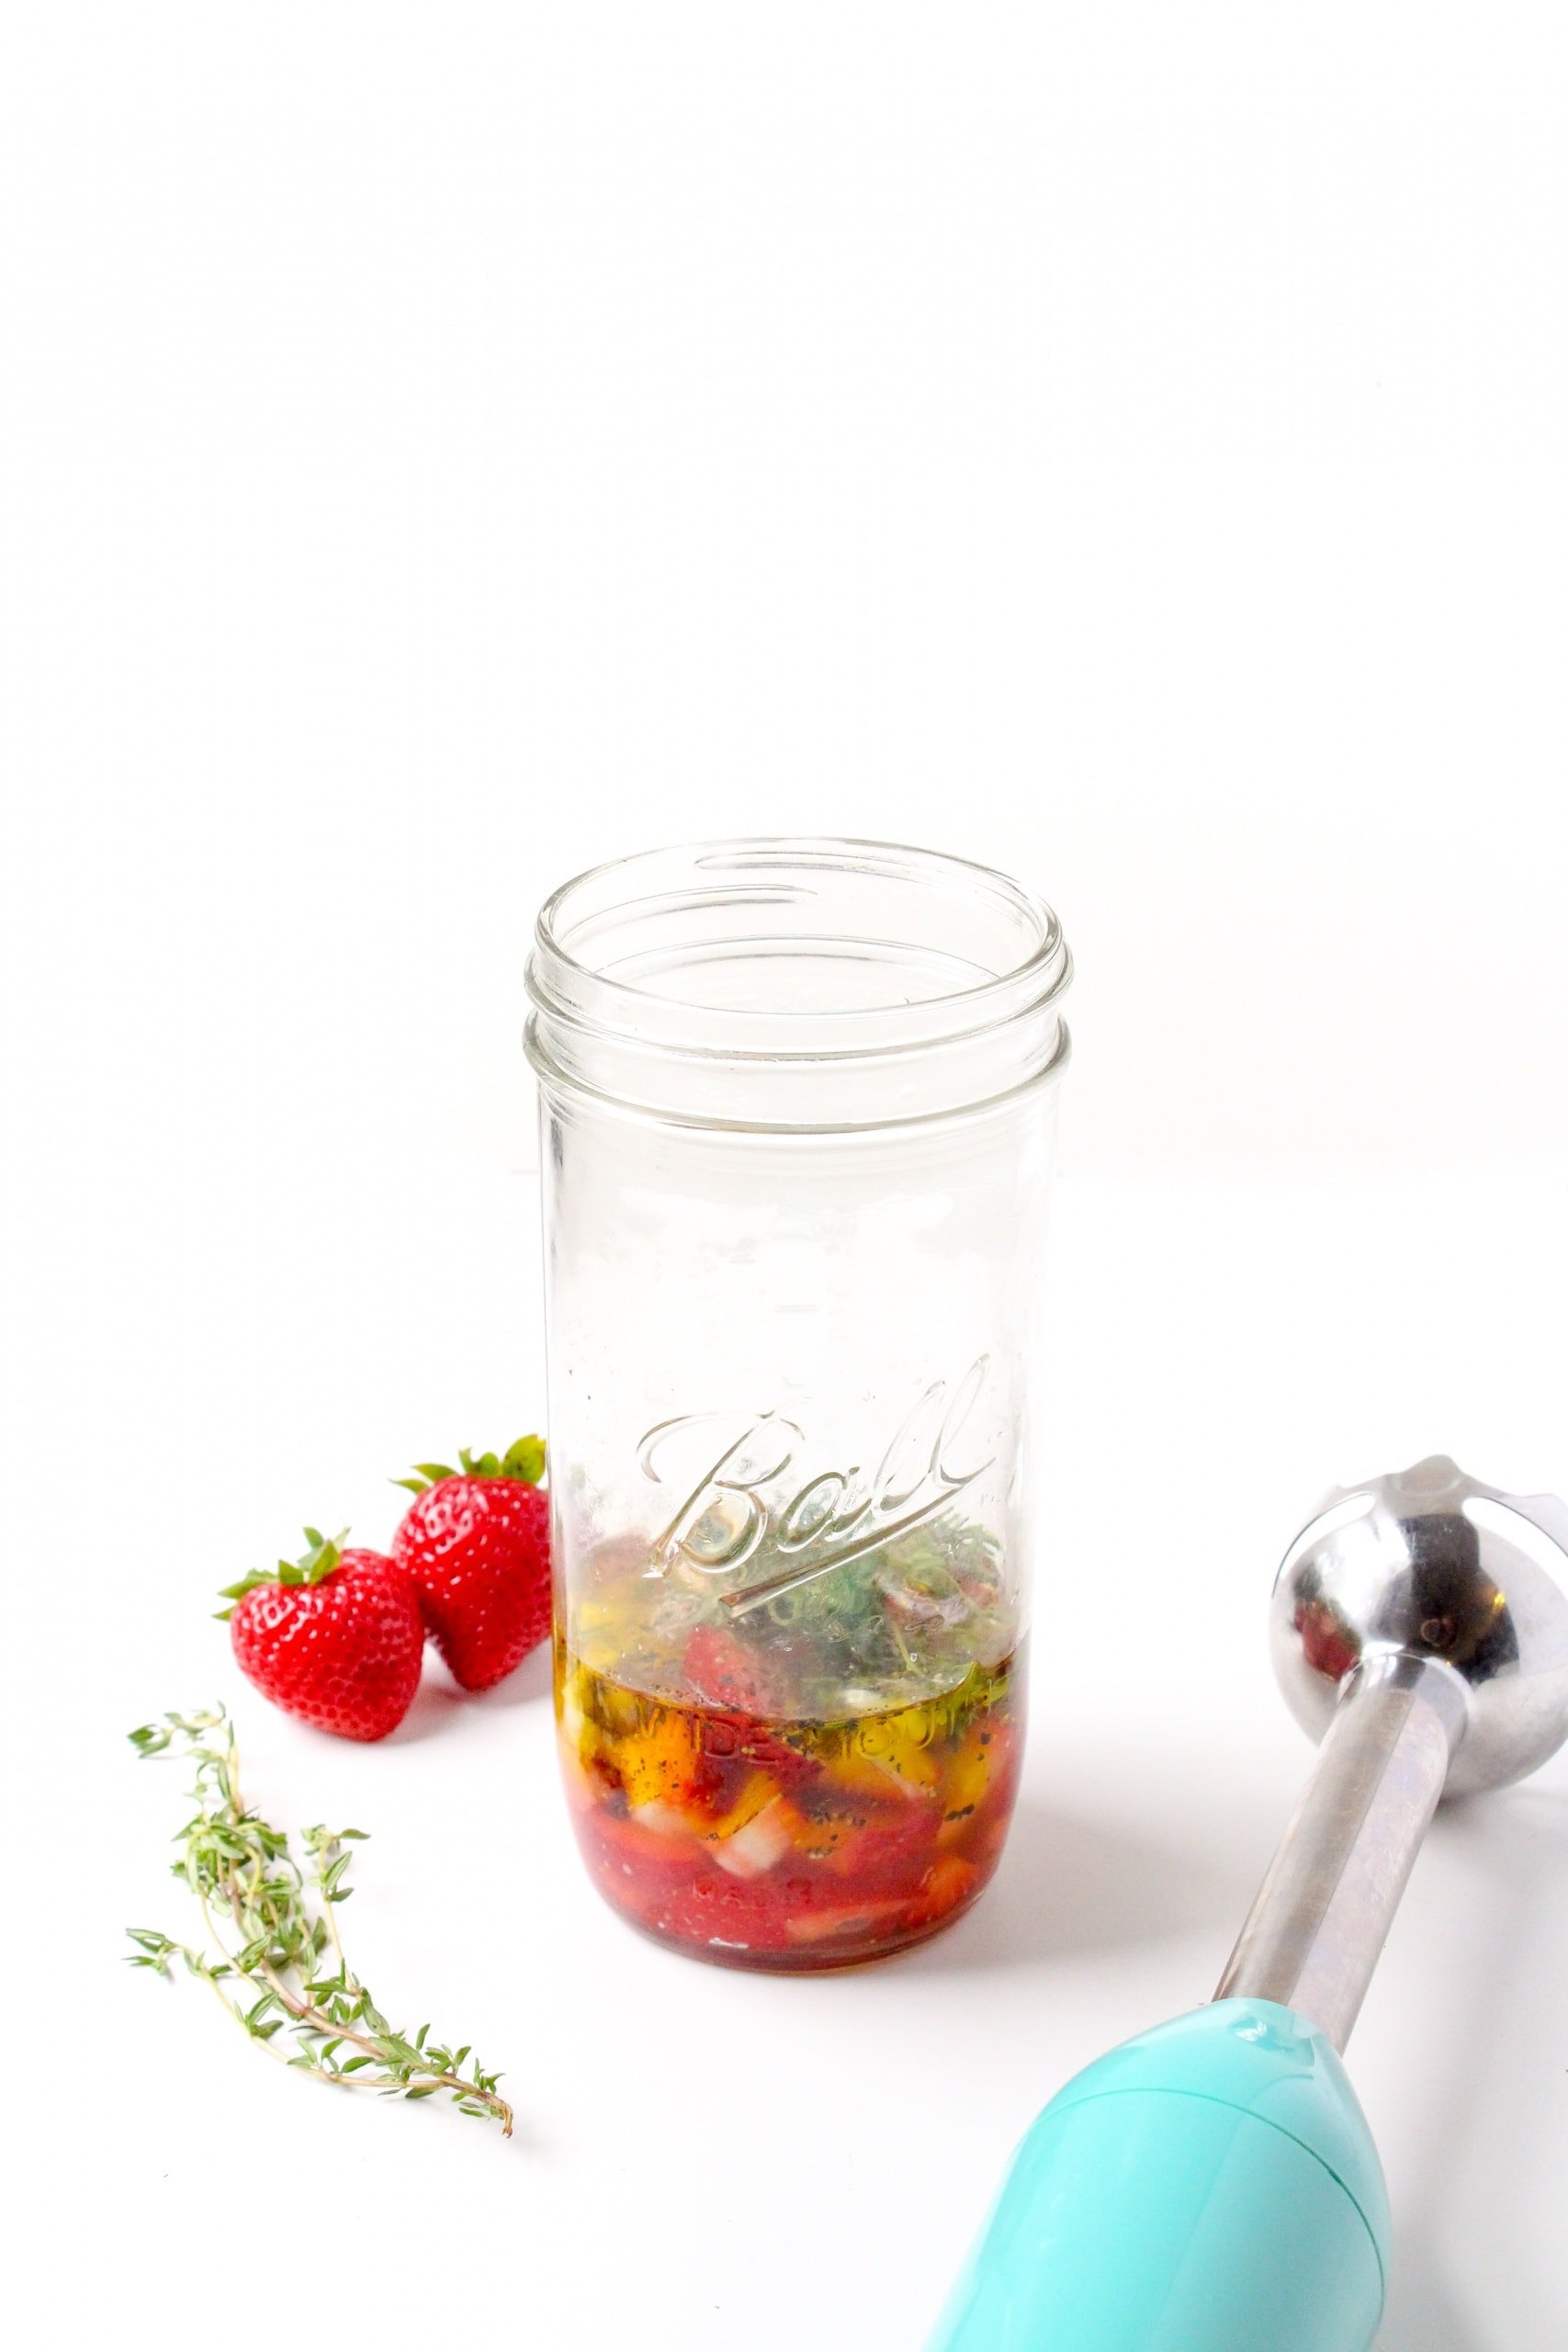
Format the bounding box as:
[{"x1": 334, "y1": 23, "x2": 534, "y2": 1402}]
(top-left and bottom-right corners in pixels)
[
  {"x1": 931, "y1": 1456, "x2": 1568, "y2": 2352},
  {"x1": 1218, "y1": 1453, "x2": 1568, "y2": 2050}
]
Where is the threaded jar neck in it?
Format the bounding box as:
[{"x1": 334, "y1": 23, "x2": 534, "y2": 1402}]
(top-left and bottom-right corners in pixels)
[{"x1": 525, "y1": 836, "x2": 1071, "y2": 1132}]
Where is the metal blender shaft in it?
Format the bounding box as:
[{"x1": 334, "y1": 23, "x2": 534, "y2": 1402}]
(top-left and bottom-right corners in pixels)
[{"x1": 1214, "y1": 1653, "x2": 1466, "y2": 2050}]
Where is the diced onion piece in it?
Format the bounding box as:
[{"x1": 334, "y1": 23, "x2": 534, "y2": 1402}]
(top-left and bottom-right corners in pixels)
[
  {"x1": 712, "y1": 1798, "x2": 795, "y2": 1879},
  {"x1": 784, "y1": 1897, "x2": 908, "y2": 1945},
  {"x1": 627, "y1": 1799, "x2": 691, "y2": 1842}
]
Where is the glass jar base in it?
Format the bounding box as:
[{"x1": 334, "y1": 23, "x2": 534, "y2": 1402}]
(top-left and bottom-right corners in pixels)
[
  {"x1": 557, "y1": 1635, "x2": 1025, "y2": 1973},
  {"x1": 591, "y1": 1867, "x2": 996, "y2": 1973}
]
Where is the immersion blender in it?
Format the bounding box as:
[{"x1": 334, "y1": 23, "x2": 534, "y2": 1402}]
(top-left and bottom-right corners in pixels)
[{"x1": 930, "y1": 1455, "x2": 1568, "y2": 2352}]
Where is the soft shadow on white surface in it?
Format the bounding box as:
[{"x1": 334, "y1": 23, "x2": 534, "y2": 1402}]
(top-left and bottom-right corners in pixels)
[
  {"x1": 1377, "y1": 2236, "x2": 1491, "y2": 2352},
  {"x1": 903, "y1": 1792, "x2": 1254, "y2": 1973},
  {"x1": 388, "y1": 1642, "x2": 554, "y2": 1741},
  {"x1": 1377, "y1": 1788, "x2": 1568, "y2": 2351}
]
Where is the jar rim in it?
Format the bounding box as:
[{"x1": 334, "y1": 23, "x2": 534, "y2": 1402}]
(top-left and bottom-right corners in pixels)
[
  {"x1": 525, "y1": 837, "x2": 1071, "y2": 1129},
  {"x1": 529, "y1": 835, "x2": 1067, "y2": 1044}
]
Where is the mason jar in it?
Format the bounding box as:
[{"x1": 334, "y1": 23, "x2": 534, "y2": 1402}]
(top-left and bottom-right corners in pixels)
[{"x1": 525, "y1": 839, "x2": 1070, "y2": 1970}]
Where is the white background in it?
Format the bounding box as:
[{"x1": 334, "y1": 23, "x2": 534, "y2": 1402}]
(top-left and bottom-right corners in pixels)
[{"x1": 3, "y1": 6, "x2": 1565, "y2": 2346}]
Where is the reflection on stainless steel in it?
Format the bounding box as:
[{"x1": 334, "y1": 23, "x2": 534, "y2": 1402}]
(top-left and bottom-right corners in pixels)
[
  {"x1": 1217, "y1": 1455, "x2": 1568, "y2": 2050},
  {"x1": 1214, "y1": 1653, "x2": 1462, "y2": 2048},
  {"x1": 1270, "y1": 1454, "x2": 1568, "y2": 1797}
]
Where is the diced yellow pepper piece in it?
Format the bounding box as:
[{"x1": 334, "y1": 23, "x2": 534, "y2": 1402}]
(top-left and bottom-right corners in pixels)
[
  {"x1": 937, "y1": 1724, "x2": 998, "y2": 1843},
  {"x1": 611, "y1": 1708, "x2": 705, "y2": 1807},
  {"x1": 834, "y1": 1701, "x2": 944, "y2": 1797}
]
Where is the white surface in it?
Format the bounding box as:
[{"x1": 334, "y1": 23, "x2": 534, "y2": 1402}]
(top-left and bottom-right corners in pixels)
[{"x1": 3, "y1": 7, "x2": 1566, "y2": 2347}]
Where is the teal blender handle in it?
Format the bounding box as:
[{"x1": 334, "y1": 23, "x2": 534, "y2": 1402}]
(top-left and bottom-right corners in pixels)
[
  {"x1": 929, "y1": 2000, "x2": 1389, "y2": 2352},
  {"x1": 927, "y1": 1455, "x2": 1568, "y2": 2352}
]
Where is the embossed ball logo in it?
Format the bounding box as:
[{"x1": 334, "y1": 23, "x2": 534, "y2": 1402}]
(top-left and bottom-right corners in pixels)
[{"x1": 637, "y1": 1356, "x2": 995, "y2": 1618}]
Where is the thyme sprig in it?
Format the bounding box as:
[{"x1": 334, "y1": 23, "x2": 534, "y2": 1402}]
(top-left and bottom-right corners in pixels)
[{"x1": 126, "y1": 1707, "x2": 512, "y2": 2136}]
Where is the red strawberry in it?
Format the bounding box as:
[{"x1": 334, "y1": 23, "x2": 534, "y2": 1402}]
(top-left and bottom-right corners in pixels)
[
  {"x1": 682, "y1": 1623, "x2": 775, "y2": 1715},
  {"x1": 391, "y1": 1436, "x2": 551, "y2": 1691},
  {"x1": 220, "y1": 1529, "x2": 423, "y2": 1743}
]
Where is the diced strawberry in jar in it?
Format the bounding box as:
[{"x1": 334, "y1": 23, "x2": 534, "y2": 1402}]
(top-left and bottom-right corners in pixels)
[
  {"x1": 898, "y1": 1854, "x2": 981, "y2": 1930},
  {"x1": 821, "y1": 1804, "x2": 942, "y2": 1889}
]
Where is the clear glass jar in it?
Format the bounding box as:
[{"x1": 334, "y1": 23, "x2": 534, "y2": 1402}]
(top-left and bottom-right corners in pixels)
[{"x1": 525, "y1": 839, "x2": 1070, "y2": 1969}]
